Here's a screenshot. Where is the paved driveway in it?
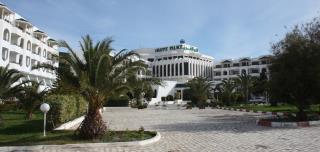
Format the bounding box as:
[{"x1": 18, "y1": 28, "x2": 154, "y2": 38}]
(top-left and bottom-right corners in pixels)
[
  {"x1": 5, "y1": 107, "x2": 319, "y2": 152},
  {"x1": 99, "y1": 107, "x2": 320, "y2": 152}
]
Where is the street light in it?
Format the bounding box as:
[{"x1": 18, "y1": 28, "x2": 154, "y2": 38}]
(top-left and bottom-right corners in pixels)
[{"x1": 40, "y1": 103, "x2": 50, "y2": 137}]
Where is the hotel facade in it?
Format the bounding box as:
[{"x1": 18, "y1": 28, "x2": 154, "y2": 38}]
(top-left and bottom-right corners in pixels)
[
  {"x1": 212, "y1": 55, "x2": 272, "y2": 85},
  {"x1": 134, "y1": 40, "x2": 214, "y2": 104},
  {"x1": 0, "y1": 4, "x2": 59, "y2": 90},
  {"x1": 135, "y1": 40, "x2": 271, "y2": 104}
]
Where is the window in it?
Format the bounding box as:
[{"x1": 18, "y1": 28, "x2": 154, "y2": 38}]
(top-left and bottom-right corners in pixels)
[
  {"x1": 214, "y1": 71, "x2": 221, "y2": 76},
  {"x1": 175, "y1": 63, "x2": 178, "y2": 76},
  {"x1": 27, "y1": 41, "x2": 31, "y2": 51},
  {"x1": 148, "y1": 58, "x2": 154, "y2": 62},
  {"x1": 3, "y1": 29, "x2": 10, "y2": 41},
  {"x1": 152, "y1": 66, "x2": 155, "y2": 76},
  {"x1": 43, "y1": 49, "x2": 47, "y2": 58},
  {"x1": 179, "y1": 63, "x2": 183, "y2": 75},
  {"x1": 233, "y1": 63, "x2": 239, "y2": 67},
  {"x1": 223, "y1": 71, "x2": 228, "y2": 75},
  {"x1": 241, "y1": 62, "x2": 249, "y2": 66},
  {"x1": 2, "y1": 47, "x2": 8, "y2": 61},
  {"x1": 156, "y1": 65, "x2": 159, "y2": 77},
  {"x1": 241, "y1": 69, "x2": 247, "y2": 74},
  {"x1": 37, "y1": 48, "x2": 41, "y2": 55},
  {"x1": 26, "y1": 56, "x2": 30, "y2": 67},
  {"x1": 184, "y1": 62, "x2": 189, "y2": 75},
  {"x1": 167, "y1": 64, "x2": 170, "y2": 76},
  {"x1": 18, "y1": 55, "x2": 23, "y2": 66},
  {"x1": 251, "y1": 68, "x2": 259, "y2": 73},
  {"x1": 215, "y1": 65, "x2": 222, "y2": 68},
  {"x1": 262, "y1": 68, "x2": 267, "y2": 73},
  {"x1": 261, "y1": 60, "x2": 267, "y2": 64},
  {"x1": 19, "y1": 38, "x2": 24, "y2": 48},
  {"x1": 171, "y1": 64, "x2": 174, "y2": 76},
  {"x1": 163, "y1": 65, "x2": 166, "y2": 77},
  {"x1": 230, "y1": 70, "x2": 239, "y2": 75},
  {"x1": 252, "y1": 61, "x2": 259, "y2": 65},
  {"x1": 223, "y1": 64, "x2": 230, "y2": 68}
]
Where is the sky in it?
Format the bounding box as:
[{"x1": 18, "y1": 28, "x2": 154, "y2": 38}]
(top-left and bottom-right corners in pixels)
[{"x1": 1, "y1": 0, "x2": 320, "y2": 60}]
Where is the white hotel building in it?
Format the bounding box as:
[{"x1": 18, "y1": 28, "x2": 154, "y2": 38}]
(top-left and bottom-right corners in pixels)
[
  {"x1": 135, "y1": 40, "x2": 272, "y2": 104},
  {"x1": 212, "y1": 55, "x2": 272, "y2": 85},
  {"x1": 0, "y1": 4, "x2": 58, "y2": 90},
  {"x1": 134, "y1": 40, "x2": 214, "y2": 104}
]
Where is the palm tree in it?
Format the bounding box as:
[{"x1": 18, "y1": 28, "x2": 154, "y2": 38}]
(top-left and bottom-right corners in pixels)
[
  {"x1": 16, "y1": 82, "x2": 48, "y2": 120},
  {"x1": 128, "y1": 76, "x2": 161, "y2": 107},
  {"x1": 186, "y1": 77, "x2": 213, "y2": 108},
  {"x1": 59, "y1": 35, "x2": 145, "y2": 139},
  {"x1": 219, "y1": 79, "x2": 235, "y2": 106},
  {"x1": 0, "y1": 65, "x2": 28, "y2": 125},
  {"x1": 235, "y1": 73, "x2": 254, "y2": 103},
  {"x1": 0, "y1": 65, "x2": 26, "y2": 99}
]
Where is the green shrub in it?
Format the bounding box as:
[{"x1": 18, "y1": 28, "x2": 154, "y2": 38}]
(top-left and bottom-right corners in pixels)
[
  {"x1": 0, "y1": 103, "x2": 17, "y2": 112},
  {"x1": 166, "y1": 95, "x2": 174, "y2": 101},
  {"x1": 105, "y1": 96, "x2": 129, "y2": 107},
  {"x1": 45, "y1": 94, "x2": 87, "y2": 129}
]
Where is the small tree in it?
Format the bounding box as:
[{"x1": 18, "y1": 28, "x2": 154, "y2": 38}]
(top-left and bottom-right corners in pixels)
[
  {"x1": 235, "y1": 73, "x2": 254, "y2": 103},
  {"x1": 269, "y1": 17, "x2": 320, "y2": 120},
  {"x1": 17, "y1": 82, "x2": 48, "y2": 120},
  {"x1": 186, "y1": 77, "x2": 213, "y2": 108},
  {"x1": 219, "y1": 79, "x2": 235, "y2": 106}
]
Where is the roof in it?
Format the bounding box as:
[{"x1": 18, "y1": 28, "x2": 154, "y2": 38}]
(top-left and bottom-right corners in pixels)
[
  {"x1": 16, "y1": 18, "x2": 28, "y2": 22},
  {"x1": 34, "y1": 30, "x2": 45, "y2": 33},
  {"x1": 47, "y1": 38, "x2": 56, "y2": 42}
]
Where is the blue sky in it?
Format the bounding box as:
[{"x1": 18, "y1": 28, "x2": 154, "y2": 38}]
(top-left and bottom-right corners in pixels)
[{"x1": 1, "y1": 0, "x2": 320, "y2": 60}]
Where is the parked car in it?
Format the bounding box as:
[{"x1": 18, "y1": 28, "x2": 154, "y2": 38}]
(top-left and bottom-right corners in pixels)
[{"x1": 249, "y1": 97, "x2": 266, "y2": 103}]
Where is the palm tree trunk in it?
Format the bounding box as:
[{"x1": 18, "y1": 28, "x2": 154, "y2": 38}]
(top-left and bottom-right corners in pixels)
[
  {"x1": 78, "y1": 94, "x2": 107, "y2": 139},
  {"x1": 297, "y1": 107, "x2": 307, "y2": 121},
  {"x1": 26, "y1": 111, "x2": 33, "y2": 120}
]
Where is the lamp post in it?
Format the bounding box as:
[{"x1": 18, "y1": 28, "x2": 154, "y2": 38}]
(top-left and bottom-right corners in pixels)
[{"x1": 40, "y1": 103, "x2": 50, "y2": 137}]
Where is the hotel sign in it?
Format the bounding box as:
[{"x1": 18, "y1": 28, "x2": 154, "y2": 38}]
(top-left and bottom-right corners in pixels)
[{"x1": 155, "y1": 45, "x2": 199, "y2": 53}]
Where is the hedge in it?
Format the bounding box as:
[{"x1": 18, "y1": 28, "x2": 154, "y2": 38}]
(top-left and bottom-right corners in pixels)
[
  {"x1": 104, "y1": 96, "x2": 129, "y2": 107},
  {"x1": 45, "y1": 94, "x2": 87, "y2": 129}
]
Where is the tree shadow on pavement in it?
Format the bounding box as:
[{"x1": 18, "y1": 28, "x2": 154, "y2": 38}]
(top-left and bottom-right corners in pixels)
[{"x1": 150, "y1": 114, "x2": 297, "y2": 133}]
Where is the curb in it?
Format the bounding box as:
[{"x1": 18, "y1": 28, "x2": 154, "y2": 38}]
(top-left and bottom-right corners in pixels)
[
  {"x1": 0, "y1": 132, "x2": 161, "y2": 151},
  {"x1": 54, "y1": 116, "x2": 85, "y2": 130},
  {"x1": 217, "y1": 106, "x2": 292, "y2": 117},
  {"x1": 55, "y1": 107, "x2": 108, "y2": 130},
  {"x1": 256, "y1": 119, "x2": 320, "y2": 127}
]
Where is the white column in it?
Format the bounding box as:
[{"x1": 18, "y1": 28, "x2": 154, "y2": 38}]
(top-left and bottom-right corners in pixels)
[{"x1": 182, "y1": 61, "x2": 184, "y2": 76}]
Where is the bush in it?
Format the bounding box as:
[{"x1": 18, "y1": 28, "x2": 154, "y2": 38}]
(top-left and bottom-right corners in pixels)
[
  {"x1": 166, "y1": 95, "x2": 174, "y2": 101},
  {"x1": 0, "y1": 103, "x2": 17, "y2": 112},
  {"x1": 45, "y1": 94, "x2": 87, "y2": 129},
  {"x1": 105, "y1": 96, "x2": 129, "y2": 107}
]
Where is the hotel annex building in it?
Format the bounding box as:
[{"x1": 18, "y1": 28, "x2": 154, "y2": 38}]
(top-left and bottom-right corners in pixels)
[
  {"x1": 135, "y1": 40, "x2": 272, "y2": 104},
  {"x1": 0, "y1": 4, "x2": 58, "y2": 90}
]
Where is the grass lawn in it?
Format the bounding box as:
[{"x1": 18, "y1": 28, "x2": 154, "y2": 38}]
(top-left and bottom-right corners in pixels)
[
  {"x1": 0, "y1": 110, "x2": 155, "y2": 146},
  {"x1": 227, "y1": 104, "x2": 320, "y2": 113}
]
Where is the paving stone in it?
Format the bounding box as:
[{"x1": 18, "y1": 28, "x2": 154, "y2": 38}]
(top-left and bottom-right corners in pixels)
[{"x1": 15, "y1": 107, "x2": 320, "y2": 152}]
